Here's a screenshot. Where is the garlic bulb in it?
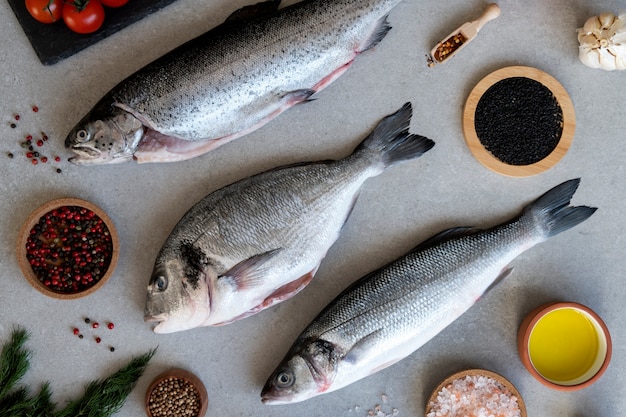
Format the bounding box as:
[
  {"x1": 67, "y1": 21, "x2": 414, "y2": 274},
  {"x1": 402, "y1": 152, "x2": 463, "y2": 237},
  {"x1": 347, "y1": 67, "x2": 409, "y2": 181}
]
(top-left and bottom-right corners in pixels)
[{"x1": 577, "y1": 12, "x2": 626, "y2": 71}]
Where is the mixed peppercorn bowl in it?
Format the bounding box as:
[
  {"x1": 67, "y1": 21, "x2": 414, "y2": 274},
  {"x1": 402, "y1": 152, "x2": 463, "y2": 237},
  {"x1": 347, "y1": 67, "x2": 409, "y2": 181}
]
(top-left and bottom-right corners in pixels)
[{"x1": 16, "y1": 197, "x2": 119, "y2": 299}]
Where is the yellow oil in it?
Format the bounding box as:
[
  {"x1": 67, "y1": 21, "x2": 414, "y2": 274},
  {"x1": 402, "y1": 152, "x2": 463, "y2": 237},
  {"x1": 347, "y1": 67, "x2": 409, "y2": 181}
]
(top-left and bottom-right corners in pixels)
[{"x1": 528, "y1": 308, "x2": 599, "y2": 383}]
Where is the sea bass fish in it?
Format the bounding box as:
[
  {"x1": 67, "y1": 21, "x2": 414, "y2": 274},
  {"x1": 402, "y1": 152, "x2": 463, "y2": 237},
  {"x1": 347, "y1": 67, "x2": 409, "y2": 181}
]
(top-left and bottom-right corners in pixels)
[
  {"x1": 261, "y1": 179, "x2": 596, "y2": 404},
  {"x1": 144, "y1": 103, "x2": 434, "y2": 333},
  {"x1": 65, "y1": 0, "x2": 405, "y2": 164}
]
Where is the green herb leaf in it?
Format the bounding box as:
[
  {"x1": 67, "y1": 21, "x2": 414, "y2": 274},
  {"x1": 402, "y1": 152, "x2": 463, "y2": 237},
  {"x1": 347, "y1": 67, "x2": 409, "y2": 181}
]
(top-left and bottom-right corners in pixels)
[
  {"x1": 0, "y1": 327, "x2": 31, "y2": 401},
  {"x1": 54, "y1": 348, "x2": 157, "y2": 417}
]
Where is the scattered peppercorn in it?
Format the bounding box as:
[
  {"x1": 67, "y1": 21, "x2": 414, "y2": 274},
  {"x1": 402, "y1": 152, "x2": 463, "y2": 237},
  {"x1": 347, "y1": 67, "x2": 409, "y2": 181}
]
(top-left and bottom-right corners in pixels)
[
  {"x1": 148, "y1": 377, "x2": 202, "y2": 417},
  {"x1": 31, "y1": 159, "x2": 38, "y2": 165},
  {"x1": 85, "y1": 318, "x2": 91, "y2": 324},
  {"x1": 73, "y1": 328, "x2": 80, "y2": 335},
  {"x1": 79, "y1": 334, "x2": 84, "y2": 339},
  {"x1": 56, "y1": 168, "x2": 62, "y2": 174},
  {"x1": 93, "y1": 322, "x2": 100, "y2": 329},
  {"x1": 474, "y1": 77, "x2": 563, "y2": 166},
  {"x1": 110, "y1": 347, "x2": 115, "y2": 352},
  {"x1": 10, "y1": 123, "x2": 16, "y2": 129},
  {"x1": 14, "y1": 114, "x2": 20, "y2": 121},
  {"x1": 41, "y1": 156, "x2": 48, "y2": 163},
  {"x1": 54, "y1": 156, "x2": 61, "y2": 162},
  {"x1": 7, "y1": 152, "x2": 13, "y2": 159},
  {"x1": 95, "y1": 337, "x2": 101, "y2": 344},
  {"x1": 107, "y1": 322, "x2": 115, "y2": 330},
  {"x1": 32, "y1": 105, "x2": 39, "y2": 113}
]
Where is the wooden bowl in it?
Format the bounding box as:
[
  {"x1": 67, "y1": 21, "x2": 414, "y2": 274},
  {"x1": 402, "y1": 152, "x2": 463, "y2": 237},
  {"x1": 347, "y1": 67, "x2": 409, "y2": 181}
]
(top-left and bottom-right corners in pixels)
[
  {"x1": 145, "y1": 368, "x2": 208, "y2": 417},
  {"x1": 16, "y1": 197, "x2": 119, "y2": 299},
  {"x1": 517, "y1": 302, "x2": 611, "y2": 391},
  {"x1": 463, "y1": 66, "x2": 575, "y2": 177},
  {"x1": 425, "y1": 369, "x2": 527, "y2": 417}
]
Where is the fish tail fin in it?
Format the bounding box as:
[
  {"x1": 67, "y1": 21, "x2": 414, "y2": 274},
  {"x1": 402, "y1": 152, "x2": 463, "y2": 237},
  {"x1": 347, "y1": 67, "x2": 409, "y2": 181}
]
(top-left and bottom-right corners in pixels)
[
  {"x1": 357, "y1": 102, "x2": 435, "y2": 169},
  {"x1": 525, "y1": 178, "x2": 597, "y2": 239}
]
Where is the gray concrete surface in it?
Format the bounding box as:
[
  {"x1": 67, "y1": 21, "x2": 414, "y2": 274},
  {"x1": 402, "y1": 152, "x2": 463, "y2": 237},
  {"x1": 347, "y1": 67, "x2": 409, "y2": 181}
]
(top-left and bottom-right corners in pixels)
[{"x1": 1, "y1": 0, "x2": 624, "y2": 416}]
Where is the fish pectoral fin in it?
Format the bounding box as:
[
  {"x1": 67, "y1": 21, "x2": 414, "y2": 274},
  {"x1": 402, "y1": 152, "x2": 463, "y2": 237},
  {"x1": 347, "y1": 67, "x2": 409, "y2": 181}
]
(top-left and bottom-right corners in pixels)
[
  {"x1": 283, "y1": 89, "x2": 316, "y2": 105},
  {"x1": 219, "y1": 249, "x2": 281, "y2": 290},
  {"x1": 344, "y1": 329, "x2": 383, "y2": 365},
  {"x1": 261, "y1": 269, "x2": 317, "y2": 309},
  {"x1": 360, "y1": 15, "x2": 392, "y2": 53}
]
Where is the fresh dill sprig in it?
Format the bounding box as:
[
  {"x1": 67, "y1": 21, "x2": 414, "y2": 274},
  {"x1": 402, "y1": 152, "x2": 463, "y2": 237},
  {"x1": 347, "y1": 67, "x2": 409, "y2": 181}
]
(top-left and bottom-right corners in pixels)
[
  {"x1": 0, "y1": 327, "x2": 157, "y2": 417},
  {"x1": 54, "y1": 348, "x2": 157, "y2": 417},
  {"x1": 0, "y1": 327, "x2": 31, "y2": 400},
  {"x1": 0, "y1": 383, "x2": 55, "y2": 417}
]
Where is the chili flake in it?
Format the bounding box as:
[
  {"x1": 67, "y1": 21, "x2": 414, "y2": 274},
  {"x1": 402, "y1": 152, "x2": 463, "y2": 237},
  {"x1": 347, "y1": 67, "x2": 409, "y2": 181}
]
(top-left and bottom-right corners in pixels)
[{"x1": 433, "y1": 33, "x2": 467, "y2": 62}]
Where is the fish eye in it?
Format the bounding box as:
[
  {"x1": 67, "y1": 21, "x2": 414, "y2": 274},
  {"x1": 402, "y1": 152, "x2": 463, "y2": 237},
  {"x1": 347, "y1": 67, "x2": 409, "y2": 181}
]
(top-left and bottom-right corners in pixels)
[
  {"x1": 275, "y1": 369, "x2": 295, "y2": 388},
  {"x1": 76, "y1": 130, "x2": 89, "y2": 142},
  {"x1": 155, "y1": 276, "x2": 168, "y2": 291}
]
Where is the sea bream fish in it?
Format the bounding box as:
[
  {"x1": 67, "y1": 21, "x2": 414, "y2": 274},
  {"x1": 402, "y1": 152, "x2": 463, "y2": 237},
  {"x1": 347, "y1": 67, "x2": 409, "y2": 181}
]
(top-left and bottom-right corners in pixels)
[
  {"x1": 144, "y1": 103, "x2": 434, "y2": 333},
  {"x1": 261, "y1": 178, "x2": 596, "y2": 404},
  {"x1": 65, "y1": 0, "x2": 405, "y2": 164}
]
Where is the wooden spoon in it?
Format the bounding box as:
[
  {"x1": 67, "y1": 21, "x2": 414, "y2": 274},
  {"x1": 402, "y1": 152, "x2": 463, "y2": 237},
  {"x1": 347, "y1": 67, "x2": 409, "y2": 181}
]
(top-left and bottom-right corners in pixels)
[{"x1": 429, "y1": 3, "x2": 501, "y2": 64}]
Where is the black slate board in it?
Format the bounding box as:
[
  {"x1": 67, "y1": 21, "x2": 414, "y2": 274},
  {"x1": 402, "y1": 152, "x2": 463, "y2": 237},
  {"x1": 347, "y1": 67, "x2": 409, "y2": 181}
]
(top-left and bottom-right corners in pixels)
[{"x1": 7, "y1": 0, "x2": 179, "y2": 65}]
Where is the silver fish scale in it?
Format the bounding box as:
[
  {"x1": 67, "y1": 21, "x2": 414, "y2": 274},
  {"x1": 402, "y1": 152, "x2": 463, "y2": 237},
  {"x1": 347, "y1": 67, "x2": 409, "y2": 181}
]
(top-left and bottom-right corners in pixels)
[
  {"x1": 301, "y1": 219, "x2": 537, "y2": 354},
  {"x1": 158, "y1": 153, "x2": 380, "y2": 275},
  {"x1": 109, "y1": 0, "x2": 402, "y2": 140}
]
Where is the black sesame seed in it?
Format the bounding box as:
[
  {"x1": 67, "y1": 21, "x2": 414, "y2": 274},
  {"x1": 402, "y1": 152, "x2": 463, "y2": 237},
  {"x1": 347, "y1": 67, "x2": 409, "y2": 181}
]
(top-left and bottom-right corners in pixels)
[{"x1": 474, "y1": 77, "x2": 563, "y2": 166}]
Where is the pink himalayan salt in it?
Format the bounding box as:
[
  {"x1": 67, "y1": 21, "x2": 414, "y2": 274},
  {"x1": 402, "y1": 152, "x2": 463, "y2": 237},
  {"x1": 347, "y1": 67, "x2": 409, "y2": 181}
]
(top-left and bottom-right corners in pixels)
[{"x1": 427, "y1": 374, "x2": 521, "y2": 417}]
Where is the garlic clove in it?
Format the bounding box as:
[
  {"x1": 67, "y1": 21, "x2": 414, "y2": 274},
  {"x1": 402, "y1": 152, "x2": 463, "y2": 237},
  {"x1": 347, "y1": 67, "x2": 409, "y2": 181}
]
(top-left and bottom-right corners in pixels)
[
  {"x1": 598, "y1": 12, "x2": 617, "y2": 29},
  {"x1": 578, "y1": 33, "x2": 601, "y2": 49},
  {"x1": 578, "y1": 47, "x2": 602, "y2": 69}
]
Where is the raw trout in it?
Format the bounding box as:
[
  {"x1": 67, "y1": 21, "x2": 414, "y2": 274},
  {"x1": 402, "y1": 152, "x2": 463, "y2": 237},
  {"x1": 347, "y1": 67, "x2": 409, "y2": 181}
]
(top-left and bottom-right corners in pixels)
[
  {"x1": 144, "y1": 103, "x2": 434, "y2": 333},
  {"x1": 65, "y1": 0, "x2": 404, "y2": 164},
  {"x1": 261, "y1": 179, "x2": 596, "y2": 404}
]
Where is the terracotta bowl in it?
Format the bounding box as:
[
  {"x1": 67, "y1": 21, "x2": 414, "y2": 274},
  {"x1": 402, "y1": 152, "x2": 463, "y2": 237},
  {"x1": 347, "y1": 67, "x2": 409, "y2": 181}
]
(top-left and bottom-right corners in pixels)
[
  {"x1": 145, "y1": 368, "x2": 208, "y2": 417},
  {"x1": 16, "y1": 197, "x2": 119, "y2": 300},
  {"x1": 517, "y1": 302, "x2": 611, "y2": 391},
  {"x1": 425, "y1": 369, "x2": 527, "y2": 417}
]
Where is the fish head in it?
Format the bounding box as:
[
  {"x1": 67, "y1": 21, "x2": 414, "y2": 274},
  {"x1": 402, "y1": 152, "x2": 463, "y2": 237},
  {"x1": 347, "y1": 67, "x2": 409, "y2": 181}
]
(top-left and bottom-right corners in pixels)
[
  {"x1": 144, "y1": 254, "x2": 211, "y2": 334},
  {"x1": 65, "y1": 105, "x2": 144, "y2": 165},
  {"x1": 261, "y1": 355, "x2": 319, "y2": 405},
  {"x1": 261, "y1": 339, "x2": 339, "y2": 404}
]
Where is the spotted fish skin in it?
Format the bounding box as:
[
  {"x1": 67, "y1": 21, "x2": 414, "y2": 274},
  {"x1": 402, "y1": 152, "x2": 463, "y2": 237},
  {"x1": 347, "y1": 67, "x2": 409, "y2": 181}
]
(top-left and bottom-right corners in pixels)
[
  {"x1": 261, "y1": 179, "x2": 596, "y2": 404},
  {"x1": 65, "y1": 0, "x2": 402, "y2": 164},
  {"x1": 143, "y1": 103, "x2": 434, "y2": 334}
]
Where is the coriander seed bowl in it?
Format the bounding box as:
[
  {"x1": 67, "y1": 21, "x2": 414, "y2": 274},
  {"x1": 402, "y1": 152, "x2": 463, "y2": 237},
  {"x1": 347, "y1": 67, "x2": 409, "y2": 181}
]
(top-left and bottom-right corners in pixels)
[
  {"x1": 517, "y1": 302, "x2": 611, "y2": 391},
  {"x1": 16, "y1": 197, "x2": 119, "y2": 300},
  {"x1": 145, "y1": 368, "x2": 208, "y2": 417},
  {"x1": 425, "y1": 369, "x2": 527, "y2": 417}
]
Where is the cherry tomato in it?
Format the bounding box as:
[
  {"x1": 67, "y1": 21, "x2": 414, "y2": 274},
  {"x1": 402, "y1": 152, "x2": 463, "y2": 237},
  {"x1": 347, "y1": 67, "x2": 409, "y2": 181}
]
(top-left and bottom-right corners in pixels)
[
  {"x1": 25, "y1": 0, "x2": 63, "y2": 24},
  {"x1": 62, "y1": 0, "x2": 105, "y2": 34},
  {"x1": 100, "y1": 0, "x2": 129, "y2": 7}
]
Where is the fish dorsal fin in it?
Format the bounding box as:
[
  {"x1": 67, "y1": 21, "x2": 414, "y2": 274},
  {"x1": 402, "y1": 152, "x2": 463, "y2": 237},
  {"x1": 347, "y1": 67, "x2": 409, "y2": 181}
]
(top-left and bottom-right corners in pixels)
[
  {"x1": 225, "y1": 0, "x2": 281, "y2": 23},
  {"x1": 219, "y1": 249, "x2": 281, "y2": 290},
  {"x1": 408, "y1": 226, "x2": 477, "y2": 254}
]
